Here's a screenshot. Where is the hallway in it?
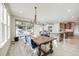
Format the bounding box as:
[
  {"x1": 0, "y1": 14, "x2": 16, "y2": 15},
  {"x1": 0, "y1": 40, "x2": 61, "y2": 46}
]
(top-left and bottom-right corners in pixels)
[{"x1": 6, "y1": 37, "x2": 79, "y2": 56}]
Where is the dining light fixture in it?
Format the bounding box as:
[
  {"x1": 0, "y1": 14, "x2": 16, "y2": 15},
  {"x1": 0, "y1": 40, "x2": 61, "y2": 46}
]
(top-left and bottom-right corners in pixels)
[{"x1": 34, "y1": 6, "x2": 37, "y2": 24}]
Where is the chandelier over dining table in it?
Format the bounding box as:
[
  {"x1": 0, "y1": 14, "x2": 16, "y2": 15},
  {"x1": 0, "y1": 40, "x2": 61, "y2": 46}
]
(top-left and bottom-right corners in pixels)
[{"x1": 34, "y1": 6, "x2": 37, "y2": 24}]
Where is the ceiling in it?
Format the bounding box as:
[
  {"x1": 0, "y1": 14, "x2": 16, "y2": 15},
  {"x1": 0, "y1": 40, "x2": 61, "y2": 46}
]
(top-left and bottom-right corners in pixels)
[{"x1": 7, "y1": 3, "x2": 79, "y2": 24}]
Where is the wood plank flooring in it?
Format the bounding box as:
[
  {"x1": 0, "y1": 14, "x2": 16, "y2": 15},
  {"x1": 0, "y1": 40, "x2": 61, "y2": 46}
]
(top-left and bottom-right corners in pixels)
[{"x1": 6, "y1": 36, "x2": 79, "y2": 56}]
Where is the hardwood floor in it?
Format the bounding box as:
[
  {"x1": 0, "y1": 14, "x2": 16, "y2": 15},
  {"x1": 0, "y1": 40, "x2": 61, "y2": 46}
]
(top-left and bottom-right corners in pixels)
[{"x1": 6, "y1": 36, "x2": 79, "y2": 56}]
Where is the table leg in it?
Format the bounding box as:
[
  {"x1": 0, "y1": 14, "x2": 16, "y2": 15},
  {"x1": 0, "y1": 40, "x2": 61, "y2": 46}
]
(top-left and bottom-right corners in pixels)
[
  {"x1": 50, "y1": 41, "x2": 53, "y2": 53},
  {"x1": 38, "y1": 45, "x2": 41, "y2": 56}
]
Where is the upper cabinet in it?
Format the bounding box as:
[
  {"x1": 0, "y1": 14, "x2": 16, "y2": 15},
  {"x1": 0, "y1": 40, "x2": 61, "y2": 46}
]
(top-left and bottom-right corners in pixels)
[{"x1": 60, "y1": 22, "x2": 74, "y2": 32}]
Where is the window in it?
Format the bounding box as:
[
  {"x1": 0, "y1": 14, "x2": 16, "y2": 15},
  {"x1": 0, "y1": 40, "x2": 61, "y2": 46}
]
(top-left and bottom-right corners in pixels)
[
  {"x1": 8, "y1": 13, "x2": 10, "y2": 26},
  {"x1": 8, "y1": 13, "x2": 10, "y2": 39},
  {"x1": 0, "y1": 24, "x2": 2, "y2": 42},
  {"x1": 0, "y1": 3, "x2": 11, "y2": 43},
  {"x1": 3, "y1": 6, "x2": 8, "y2": 41},
  {"x1": 0, "y1": 3, "x2": 2, "y2": 42},
  {"x1": 4, "y1": 6, "x2": 7, "y2": 24},
  {"x1": 48, "y1": 26, "x2": 52, "y2": 32}
]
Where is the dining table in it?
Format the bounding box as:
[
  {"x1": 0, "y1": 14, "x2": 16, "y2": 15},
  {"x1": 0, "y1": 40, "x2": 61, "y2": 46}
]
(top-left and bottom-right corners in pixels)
[{"x1": 32, "y1": 36, "x2": 56, "y2": 56}]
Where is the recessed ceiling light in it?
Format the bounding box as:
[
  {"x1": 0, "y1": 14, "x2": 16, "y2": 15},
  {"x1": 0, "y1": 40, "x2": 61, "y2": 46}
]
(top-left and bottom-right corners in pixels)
[
  {"x1": 71, "y1": 16, "x2": 74, "y2": 18},
  {"x1": 67, "y1": 9, "x2": 71, "y2": 13},
  {"x1": 19, "y1": 11, "x2": 23, "y2": 14}
]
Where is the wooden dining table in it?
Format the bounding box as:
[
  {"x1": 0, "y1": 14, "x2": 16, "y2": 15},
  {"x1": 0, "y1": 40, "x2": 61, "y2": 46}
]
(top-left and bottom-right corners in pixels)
[{"x1": 32, "y1": 36, "x2": 55, "y2": 56}]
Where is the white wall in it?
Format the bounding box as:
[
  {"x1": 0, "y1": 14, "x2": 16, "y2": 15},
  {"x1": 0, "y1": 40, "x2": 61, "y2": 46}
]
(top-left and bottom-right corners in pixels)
[
  {"x1": 74, "y1": 23, "x2": 79, "y2": 36},
  {"x1": 10, "y1": 16, "x2": 16, "y2": 41}
]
